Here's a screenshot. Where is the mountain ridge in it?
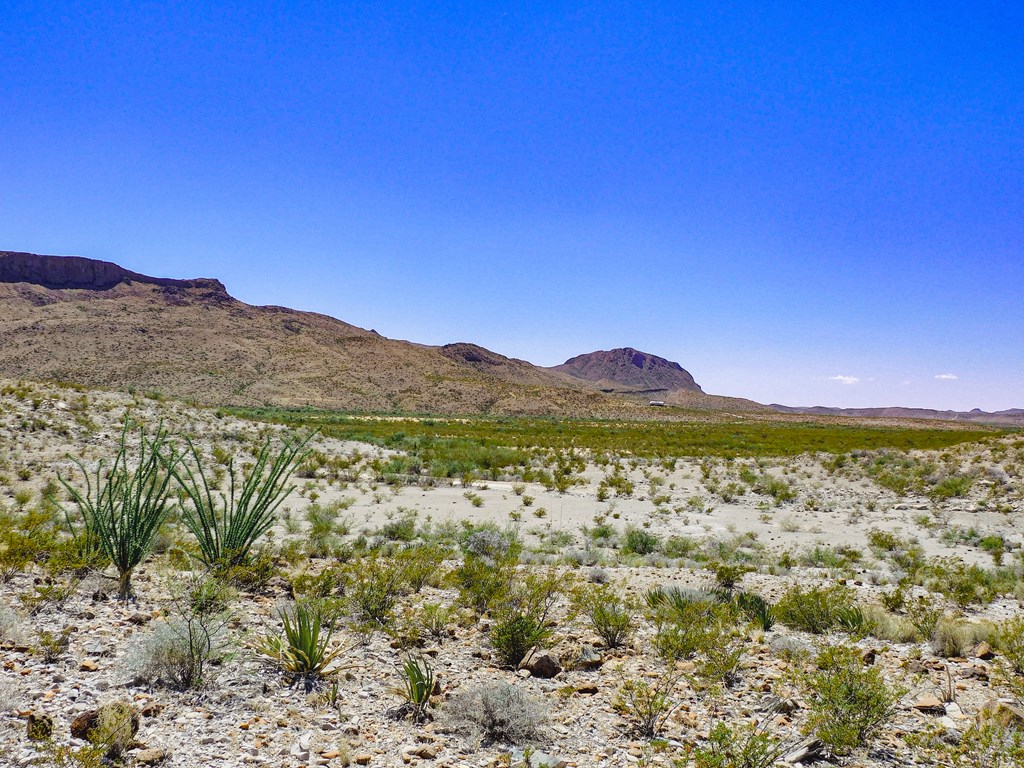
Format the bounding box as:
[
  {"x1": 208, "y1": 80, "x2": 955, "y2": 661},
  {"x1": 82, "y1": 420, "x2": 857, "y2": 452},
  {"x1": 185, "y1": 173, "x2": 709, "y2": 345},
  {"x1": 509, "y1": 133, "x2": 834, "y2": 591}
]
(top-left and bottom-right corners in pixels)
[{"x1": 0, "y1": 251, "x2": 760, "y2": 417}]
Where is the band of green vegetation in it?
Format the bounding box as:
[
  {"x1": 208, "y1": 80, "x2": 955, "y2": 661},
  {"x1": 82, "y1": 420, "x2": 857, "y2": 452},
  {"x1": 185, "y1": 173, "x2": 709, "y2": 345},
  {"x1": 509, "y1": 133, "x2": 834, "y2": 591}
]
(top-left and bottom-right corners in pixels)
[{"x1": 226, "y1": 407, "x2": 995, "y2": 471}]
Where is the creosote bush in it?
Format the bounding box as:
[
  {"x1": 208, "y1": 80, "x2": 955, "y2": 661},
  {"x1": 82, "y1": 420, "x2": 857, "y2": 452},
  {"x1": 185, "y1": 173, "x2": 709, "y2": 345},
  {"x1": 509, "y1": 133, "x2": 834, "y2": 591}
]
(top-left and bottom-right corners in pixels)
[
  {"x1": 775, "y1": 584, "x2": 861, "y2": 634},
  {"x1": 802, "y1": 644, "x2": 905, "y2": 756},
  {"x1": 571, "y1": 583, "x2": 634, "y2": 649},
  {"x1": 614, "y1": 672, "x2": 683, "y2": 738}
]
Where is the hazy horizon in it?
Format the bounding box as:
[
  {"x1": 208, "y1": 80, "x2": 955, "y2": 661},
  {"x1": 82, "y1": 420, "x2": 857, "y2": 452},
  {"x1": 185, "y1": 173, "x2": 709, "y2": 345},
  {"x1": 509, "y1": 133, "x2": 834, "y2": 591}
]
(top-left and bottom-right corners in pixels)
[{"x1": 2, "y1": 3, "x2": 1020, "y2": 411}]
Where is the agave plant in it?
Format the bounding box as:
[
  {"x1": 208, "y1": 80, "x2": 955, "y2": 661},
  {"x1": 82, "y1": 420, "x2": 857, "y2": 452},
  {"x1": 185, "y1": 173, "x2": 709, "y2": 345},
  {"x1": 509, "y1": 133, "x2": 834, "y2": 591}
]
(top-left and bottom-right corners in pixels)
[
  {"x1": 256, "y1": 601, "x2": 344, "y2": 691},
  {"x1": 58, "y1": 419, "x2": 176, "y2": 599},
  {"x1": 393, "y1": 654, "x2": 435, "y2": 721},
  {"x1": 172, "y1": 433, "x2": 312, "y2": 569}
]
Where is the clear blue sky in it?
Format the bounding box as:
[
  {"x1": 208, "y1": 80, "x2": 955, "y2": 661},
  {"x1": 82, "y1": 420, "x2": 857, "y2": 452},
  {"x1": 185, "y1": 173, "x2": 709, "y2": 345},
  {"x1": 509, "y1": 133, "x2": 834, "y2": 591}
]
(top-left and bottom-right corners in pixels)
[{"x1": 2, "y1": 2, "x2": 1021, "y2": 410}]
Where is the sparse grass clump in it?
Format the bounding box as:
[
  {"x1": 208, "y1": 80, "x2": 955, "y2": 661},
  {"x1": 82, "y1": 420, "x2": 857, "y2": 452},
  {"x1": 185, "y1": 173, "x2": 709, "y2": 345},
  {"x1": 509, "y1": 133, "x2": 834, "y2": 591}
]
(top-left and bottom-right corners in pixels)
[
  {"x1": 775, "y1": 584, "x2": 861, "y2": 634},
  {"x1": 443, "y1": 681, "x2": 549, "y2": 747}
]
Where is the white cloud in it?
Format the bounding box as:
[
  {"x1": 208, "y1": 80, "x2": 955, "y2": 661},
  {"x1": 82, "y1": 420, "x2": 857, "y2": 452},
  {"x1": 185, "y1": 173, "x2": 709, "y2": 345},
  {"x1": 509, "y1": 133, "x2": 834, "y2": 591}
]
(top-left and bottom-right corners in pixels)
[
  {"x1": 934, "y1": 373, "x2": 958, "y2": 380},
  {"x1": 829, "y1": 375, "x2": 859, "y2": 385}
]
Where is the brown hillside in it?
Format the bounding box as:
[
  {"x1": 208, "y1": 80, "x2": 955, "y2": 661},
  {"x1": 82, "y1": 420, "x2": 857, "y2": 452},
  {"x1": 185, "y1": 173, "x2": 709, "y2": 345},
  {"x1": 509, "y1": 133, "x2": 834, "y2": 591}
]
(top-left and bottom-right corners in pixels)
[
  {"x1": 0, "y1": 251, "x2": 761, "y2": 416},
  {"x1": 553, "y1": 347, "x2": 703, "y2": 395}
]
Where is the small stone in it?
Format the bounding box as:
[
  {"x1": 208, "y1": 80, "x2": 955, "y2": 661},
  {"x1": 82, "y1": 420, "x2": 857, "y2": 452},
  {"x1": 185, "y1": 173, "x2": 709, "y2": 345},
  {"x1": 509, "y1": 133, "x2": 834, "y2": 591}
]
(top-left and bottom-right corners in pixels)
[
  {"x1": 79, "y1": 659, "x2": 100, "y2": 672},
  {"x1": 521, "y1": 652, "x2": 562, "y2": 679},
  {"x1": 135, "y1": 748, "x2": 168, "y2": 765},
  {"x1": 973, "y1": 642, "x2": 994, "y2": 660},
  {"x1": 914, "y1": 695, "x2": 946, "y2": 713},
  {"x1": 355, "y1": 753, "x2": 372, "y2": 765}
]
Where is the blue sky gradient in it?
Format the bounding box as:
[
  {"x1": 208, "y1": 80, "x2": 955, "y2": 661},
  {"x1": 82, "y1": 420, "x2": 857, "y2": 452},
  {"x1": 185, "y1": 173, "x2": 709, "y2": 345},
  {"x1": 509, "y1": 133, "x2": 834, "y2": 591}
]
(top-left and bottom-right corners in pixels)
[{"x1": 2, "y1": 2, "x2": 1021, "y2": 410}]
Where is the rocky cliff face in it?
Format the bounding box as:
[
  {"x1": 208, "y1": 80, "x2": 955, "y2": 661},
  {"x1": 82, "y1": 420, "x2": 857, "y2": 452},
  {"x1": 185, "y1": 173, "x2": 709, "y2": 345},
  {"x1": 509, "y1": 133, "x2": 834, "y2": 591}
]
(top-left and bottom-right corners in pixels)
[
  {"x1": 553, "y1": 347, "x2": 703, "y2": 393},
  {"x1": 0, "y1": 251, "x2": 227, "y2": 295}
]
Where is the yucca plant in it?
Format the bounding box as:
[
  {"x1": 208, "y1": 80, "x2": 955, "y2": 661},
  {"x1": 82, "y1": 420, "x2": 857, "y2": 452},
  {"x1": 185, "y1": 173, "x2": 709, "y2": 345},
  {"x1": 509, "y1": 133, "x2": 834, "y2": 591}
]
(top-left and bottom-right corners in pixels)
[
  {"x1": 172, "y1": 433, "x2": 312, "y2": 569},
  {"x1": 58, "y1": 419, "x2": 176, "y2": 599},
  {"x1": 393, "y1": 654, "x2": 435, "y2": 722},
  {"x1": 256, "y1": 601, "x2": 344, "y2": 691}
]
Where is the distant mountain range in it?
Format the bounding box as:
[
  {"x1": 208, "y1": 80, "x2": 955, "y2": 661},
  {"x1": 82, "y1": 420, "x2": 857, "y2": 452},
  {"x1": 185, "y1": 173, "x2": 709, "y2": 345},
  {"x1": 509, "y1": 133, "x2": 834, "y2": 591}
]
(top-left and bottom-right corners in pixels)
[
  {"x1": 0, "y1": 251, "x2": 756, "y2": 417},
  {"x1": 769, "y1": 404, "x2": 1024, "y2": 427},
  {"x1": 1, "y1": 250, "x2": 1016, "y2": 424}
]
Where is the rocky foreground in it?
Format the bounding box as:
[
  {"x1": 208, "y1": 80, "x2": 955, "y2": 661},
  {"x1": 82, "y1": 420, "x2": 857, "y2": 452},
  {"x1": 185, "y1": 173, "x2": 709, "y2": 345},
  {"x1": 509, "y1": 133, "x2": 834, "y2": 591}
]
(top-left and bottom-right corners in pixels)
[{"x1": 0, "y1": 380, "x2": 1023, "y2": 767}]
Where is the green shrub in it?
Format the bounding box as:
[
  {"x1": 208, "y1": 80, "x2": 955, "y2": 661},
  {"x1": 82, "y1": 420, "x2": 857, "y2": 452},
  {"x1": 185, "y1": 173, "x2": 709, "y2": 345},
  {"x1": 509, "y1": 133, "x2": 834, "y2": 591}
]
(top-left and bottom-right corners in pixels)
[
  {"x1": 614, "y1": 673, "x2": 682, "y2": 738},
  {"x1": 490, "y1": 569, "x2": 562, "y2": 667},
  {"x1": 344, "y1": 556, "x2": 407, "y2": 630},
  {"x1": 776, "y1": 584, "x2": 859, "y2": 634},
  {"x1": 692, "y1": 720, "x2": 788, "y2": 768},
  {"x1": 802, "y1": 645, "x2": 905, "y2": 756},
  {"x1": 572, "y1": 583, "x2": 634, "y2": 649},
  {"x1": 623, "y1": 527, "x2": 660, "y2": 556}
]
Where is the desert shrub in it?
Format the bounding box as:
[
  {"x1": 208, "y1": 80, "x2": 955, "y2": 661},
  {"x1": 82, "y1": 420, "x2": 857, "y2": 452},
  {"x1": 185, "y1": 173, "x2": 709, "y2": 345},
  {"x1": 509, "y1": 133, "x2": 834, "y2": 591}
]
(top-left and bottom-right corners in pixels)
[
  {"x1": 0, "y1": 506, "x2": 63, "y2": 580},
  {"x1": 419, "y1": 602, "x2": 453, "y2": 643},
  {"x1": 663, "y1": 535, "x2": 700, "y2": 559},
  {"x1": 695, "y1": 635, "x2": 745, "y2": 688},
  {"x1": 58, "y1": 419, "x2": 176, "y2": 599},
  {"x1": 571, "y1": 583, "x2": 634, "y2": 649},
  {"x1": 395, "y1": 544, "x2": 447, "y2": 592},
  {"x1": 380, "y1": 511, "x2": 418, "y2": 541},
  {"x1": 929, "y1": 473, "x2": 975, "y2": 500},
  {"x1": 997, "y1": 615, "x2": 1024, "y2": 679},
  {"x1": 775, "y1": 584, "x2": 859, "y2": 634},
  {"x1": 454, "y1": 532, "x2": 519, "y2": 613},
  {"x1": 442, "y1": 681, "x2": 549, "y2": 747},
  {"x1": 909, "y1": 720, "x2": 1024, "y2": 768},
  {"x1": 304, "y1": 501, "x2": 351, "y2": 557},
  {"x1": 712, "y1": 562, "x2": 752, "y2": 594},
  {"x1": 860, "y1": 604, "x2": 918, "y2": 644},
  {"x1": 490, "y1": 568, "x2": 562, "y2": 667},
  {"x1": 172, "y1": 432, "x2": 312, "y2": 569},
  {"x1": 925, "y1": 558, "x2": 1000, "y2": 607},
  {"x1": 648, "y1": 589, "x2": 735, "y2": 663},
  {"x1": 622, "y1": 527, "x2": 660, "y2": 556},
  {"x1": 930, "y1": 616, "x2": 993, "y2": 658},
  {"x1": 614, "y1": 672, "x2": 683, "y2": 738},
  {"x1": 344, "y1": 556, "x2": 407, "y2": 630},
  {"x1": 290, "y1": 564, "x2": 347, "y2": 599},
  {"x1": 129, "y1": 574, "x2": 232, "y2": 689},
  {"x1": 802, "y1": 644, "x2": 905, "y2": 756},
  {"x1": 217, "y1": 545, "x2": 280, "y2": 591},
  {"x1": 692, "y1": 720, "x2": 788, "y2": 768}
]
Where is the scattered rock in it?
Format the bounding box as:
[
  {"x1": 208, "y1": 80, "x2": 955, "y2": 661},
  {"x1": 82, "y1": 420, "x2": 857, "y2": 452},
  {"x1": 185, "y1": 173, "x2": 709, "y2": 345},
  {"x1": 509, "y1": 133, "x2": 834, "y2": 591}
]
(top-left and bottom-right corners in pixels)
[
  {"x1": 914, "y1": 695, "x2": 946, "y2": 714},
  {"x1": 973, "y1": 642, "x2": 994, "y2": 660},
  {"x1": 521, "y1": 652, "x2": 562, "y2": 679},
  {"x1": 511, "y1": 748, "x2": 568, "y2": 768},
  {"x1": 135, "y1": 747, "x2": 168, "y2": 765},
  {"x1": 784, "y1": 738, "x2": 824, "y2": 764}
]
